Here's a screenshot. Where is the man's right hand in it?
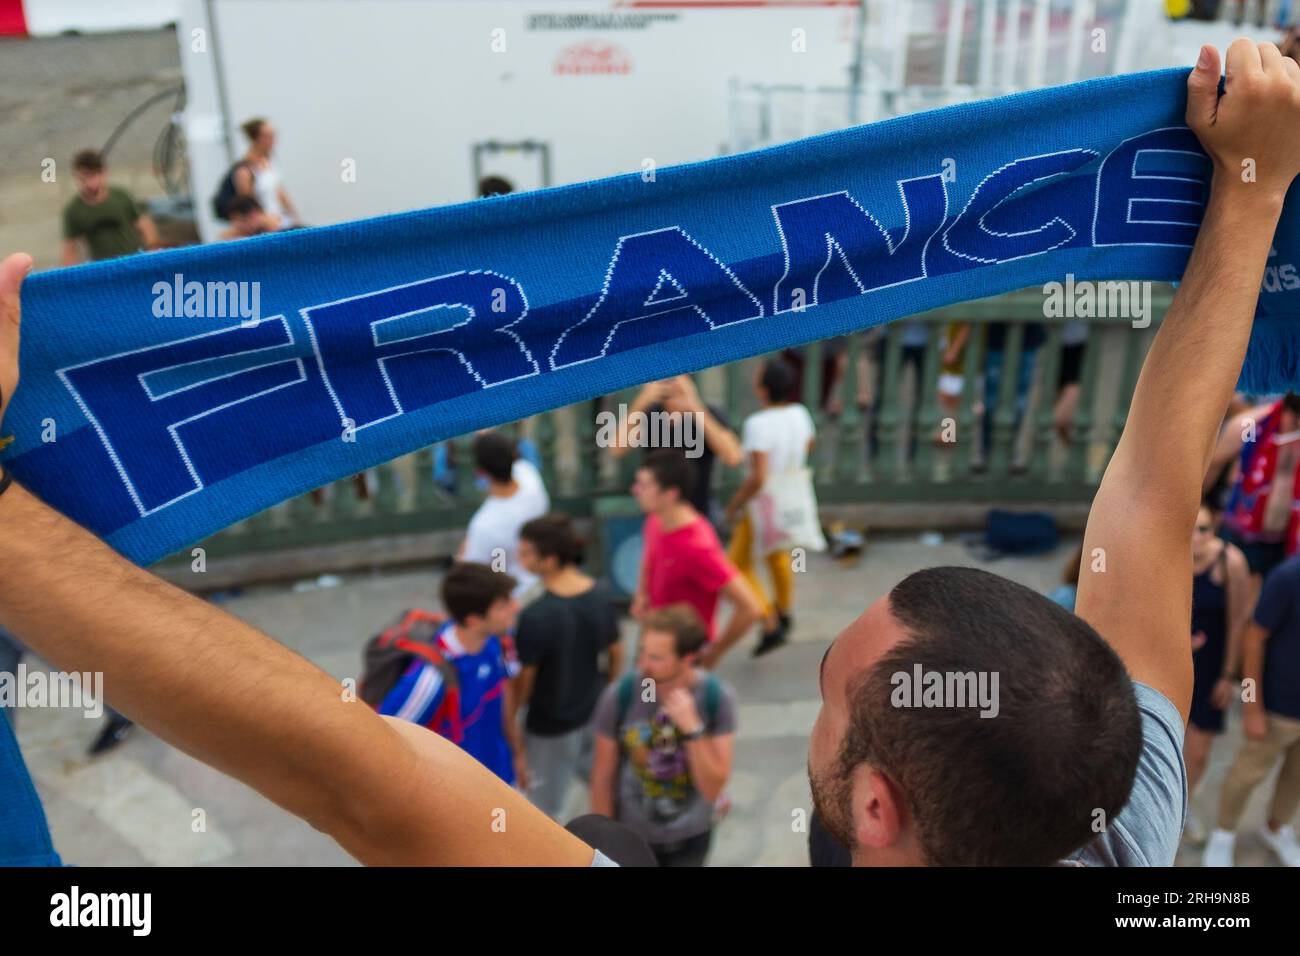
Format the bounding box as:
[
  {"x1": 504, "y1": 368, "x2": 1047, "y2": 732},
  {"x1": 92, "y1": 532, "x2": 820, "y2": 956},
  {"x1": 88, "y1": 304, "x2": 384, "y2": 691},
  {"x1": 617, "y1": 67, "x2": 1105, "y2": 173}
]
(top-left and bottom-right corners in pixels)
[
  {"x1": 1187, "y1": 40, "x2": 1300, "y2": 199},
  {"x1": 1243, "y1": 705, "x2": 1269, "y2": 742},
  {"x1": 632, "y1": 379, "x2": 671, "y2": 412},
  {"x1": 630, "y1": 590, "x2": 648, "y2": 621}
]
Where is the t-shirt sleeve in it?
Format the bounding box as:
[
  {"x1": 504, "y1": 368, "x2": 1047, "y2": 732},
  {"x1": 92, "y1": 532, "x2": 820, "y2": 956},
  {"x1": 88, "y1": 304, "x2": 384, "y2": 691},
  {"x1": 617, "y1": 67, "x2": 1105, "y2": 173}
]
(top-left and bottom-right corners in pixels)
[
  {"x1": 591, "y1": 681, "x2": 619, "y2": 739},
  {"x1": 691, "y1": 541, "x2": 737, "y2": 593},
  {"x1": 498, "y1": 635, "x2": 522, "y2": 679},
  {"x1": 798, "y1": 403, "x2": 817, "y2": 441},
  {"x1": 599, "y1": 589, "x2": 621, "y2": 649},
  {"x1": 461, "y1": 509, "x2": 492, "y2": 564},
  {"x1": 741, "y1": 414, "x2": 775, "y2": 454},
  {"x1": 1066, "y1": 681, "x2": 1186, "y2": 867},
  {"x1": 708, "y1": 681, "x2": 738, "y2": 736},
  {"x1": 1254, "y1": 561, "x2": 1296, "y2": 632},
  {"x1": 514, "y1": 606, "x2": 543, "y2": 666},
  {"x1": 640, "y1": 515, "x2": 660, "y2": 563},
  {"x1": 118, "y1": 188, "x2": 142, "y2": 220},
  {"x1": 61, "y1": 202, "x2": 82, "y2": 240}
]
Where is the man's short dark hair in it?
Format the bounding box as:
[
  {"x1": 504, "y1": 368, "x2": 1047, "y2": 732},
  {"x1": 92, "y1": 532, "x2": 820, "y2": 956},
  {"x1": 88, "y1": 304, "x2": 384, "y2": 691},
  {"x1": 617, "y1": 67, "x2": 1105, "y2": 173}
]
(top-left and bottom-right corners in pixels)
[
  {"x1": 1283, "y1": 392, "x2": 1300, "y2": 416},
  {"x1": 641, "y1": 449, "x2": 695, "y2": 502},
  {"x1": 641, "y1": 604, "x2": 708, "y2": 658},
  {"x1": 227, "y1": 195, "x2": 264, "y2": 218},
  {"x1": 761, "y1": 356, "x2": 799, "y2": 403},
  {"x1": 442, "y1": 562, "x2": 516, "y2": 624},
  {"x1": 471, "y1": 431, "x2": 516, "y2": 484},
  {"x1": 72, "y1": 149, "x2": 104, "y2": 173},
  {"x1": 478, "y1": 175, "x2": 514, "y2": 197},
  {"x1": 835, "y1": 566, "x2": 1142, "y2": 866},
  {"x1": 520, "y1": 514, "x2": 583, "y2": 567}
]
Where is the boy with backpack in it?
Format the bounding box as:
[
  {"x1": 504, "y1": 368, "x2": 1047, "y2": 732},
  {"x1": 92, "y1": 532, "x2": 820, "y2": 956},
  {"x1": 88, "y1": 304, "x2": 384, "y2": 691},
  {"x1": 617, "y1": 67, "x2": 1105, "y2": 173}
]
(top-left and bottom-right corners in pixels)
[
  {"x1": 589, "y1": 604, "x2": 737, "y2": 866},
  {"x1": 362, "y1": 563, "x2": 527, "y2": 787}
]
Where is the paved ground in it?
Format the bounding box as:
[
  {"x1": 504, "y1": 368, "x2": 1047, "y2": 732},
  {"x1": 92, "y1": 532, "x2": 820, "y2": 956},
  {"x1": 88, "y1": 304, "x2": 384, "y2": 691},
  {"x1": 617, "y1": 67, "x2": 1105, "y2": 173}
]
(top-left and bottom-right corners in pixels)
[{"x1": 12, "y1": 535, "x2": 1289, "y2": 867}]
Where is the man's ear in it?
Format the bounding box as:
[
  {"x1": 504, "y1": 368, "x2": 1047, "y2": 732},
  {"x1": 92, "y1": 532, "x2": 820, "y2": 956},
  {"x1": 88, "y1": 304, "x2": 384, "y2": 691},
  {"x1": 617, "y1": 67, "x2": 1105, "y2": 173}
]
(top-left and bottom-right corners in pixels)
[{"x1": 850, "y1": 764, "x2": 906, "y2": 852}]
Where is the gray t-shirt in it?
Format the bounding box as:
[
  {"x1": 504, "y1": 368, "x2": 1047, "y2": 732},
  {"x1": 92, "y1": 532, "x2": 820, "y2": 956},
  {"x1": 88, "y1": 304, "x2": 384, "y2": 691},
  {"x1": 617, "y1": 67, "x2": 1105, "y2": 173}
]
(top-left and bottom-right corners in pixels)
[
  {"x1": 1066, "y1": 681, "x2": 1188, "y2": 866},
  {"x1": 591, "y1": 671, "x2": 737, "y2": 846}
]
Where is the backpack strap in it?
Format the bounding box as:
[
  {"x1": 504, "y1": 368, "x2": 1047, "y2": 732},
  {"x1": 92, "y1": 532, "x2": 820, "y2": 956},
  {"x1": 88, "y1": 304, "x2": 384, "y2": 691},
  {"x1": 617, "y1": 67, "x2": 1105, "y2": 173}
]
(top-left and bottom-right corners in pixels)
[
  {"x1": 615, "y1": 672, "x2": 637, "y2": 729},
  {"x1": 702, "y1": 673, "x2": 722, "y2": 728},
  {"x1": 387, "y1": 614, "x2": 462, "y2": 741},
  {"x1": 615, "y1": 672, "x2": 722, "y2": 733}
]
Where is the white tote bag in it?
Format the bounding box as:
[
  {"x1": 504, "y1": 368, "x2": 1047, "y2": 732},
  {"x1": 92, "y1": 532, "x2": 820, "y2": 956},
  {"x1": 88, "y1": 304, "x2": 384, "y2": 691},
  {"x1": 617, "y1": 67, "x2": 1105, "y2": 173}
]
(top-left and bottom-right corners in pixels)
[{"x1": 747, "y1": 466, "x2": 827, "y2": 556}]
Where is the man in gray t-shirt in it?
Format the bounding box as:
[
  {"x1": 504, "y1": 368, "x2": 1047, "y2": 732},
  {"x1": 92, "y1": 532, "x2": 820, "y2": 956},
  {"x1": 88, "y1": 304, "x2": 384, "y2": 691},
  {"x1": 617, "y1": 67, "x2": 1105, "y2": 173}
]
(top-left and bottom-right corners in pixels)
[
  {"x1": 1066, "y1": 683, "x2": 1188, "y2": 866},
  {"x1": 590, "y1": 604, "x2": 737, "y2": 866}
]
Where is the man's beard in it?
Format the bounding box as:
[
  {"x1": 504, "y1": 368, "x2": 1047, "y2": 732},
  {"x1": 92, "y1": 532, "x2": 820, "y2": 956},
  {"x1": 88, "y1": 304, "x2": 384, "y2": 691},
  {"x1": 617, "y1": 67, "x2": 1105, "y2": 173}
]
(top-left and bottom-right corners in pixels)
[{"x1": 808, "y1": 759, "x2": 857, "y2": 854}]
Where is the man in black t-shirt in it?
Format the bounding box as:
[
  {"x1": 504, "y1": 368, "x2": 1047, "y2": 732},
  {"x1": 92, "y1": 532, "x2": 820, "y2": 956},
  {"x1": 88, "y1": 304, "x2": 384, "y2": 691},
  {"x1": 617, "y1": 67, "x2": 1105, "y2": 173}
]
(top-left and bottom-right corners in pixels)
[{"x1": 515, "y1": 514, "x2": 623, "y2": 819}]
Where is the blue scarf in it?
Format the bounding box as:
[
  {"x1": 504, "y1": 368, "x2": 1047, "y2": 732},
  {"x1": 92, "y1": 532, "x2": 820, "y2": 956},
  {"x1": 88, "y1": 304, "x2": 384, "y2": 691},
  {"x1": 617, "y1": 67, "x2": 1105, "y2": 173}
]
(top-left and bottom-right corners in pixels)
[{"x1": 4, "y1": 67, "x2": 1300, "y2": 570}]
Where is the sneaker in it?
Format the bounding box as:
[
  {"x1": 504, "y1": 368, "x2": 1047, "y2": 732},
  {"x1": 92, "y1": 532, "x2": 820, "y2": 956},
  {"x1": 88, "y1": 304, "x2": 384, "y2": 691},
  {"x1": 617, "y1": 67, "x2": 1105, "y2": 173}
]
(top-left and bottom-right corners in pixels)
[
  {"x1": 1202, "y1": 829, "x2": 1236, "y2": 867},
  {"x1": 1258, "y1": 824, "x2": 1300, "y2": 867},
  {"x1": 752, "y1": 619, "x2": 789, "y2": 659},
  {"x1": 1183, "y1": 809, "x2": 1207, "y2": 847},
  {"x1": 88, "y1": 713, "x2": 134, "y2": 757}
]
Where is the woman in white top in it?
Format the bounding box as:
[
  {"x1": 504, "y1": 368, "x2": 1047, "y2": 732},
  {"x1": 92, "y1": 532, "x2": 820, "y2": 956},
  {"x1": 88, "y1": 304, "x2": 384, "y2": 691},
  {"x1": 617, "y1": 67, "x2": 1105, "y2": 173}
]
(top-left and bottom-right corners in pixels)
[
  {"x1": 233, "y1": 118, "x2": 300, "y2": 227},
  {"x1": 724, "y1": 357, "x2": 817, "y2": 658}
]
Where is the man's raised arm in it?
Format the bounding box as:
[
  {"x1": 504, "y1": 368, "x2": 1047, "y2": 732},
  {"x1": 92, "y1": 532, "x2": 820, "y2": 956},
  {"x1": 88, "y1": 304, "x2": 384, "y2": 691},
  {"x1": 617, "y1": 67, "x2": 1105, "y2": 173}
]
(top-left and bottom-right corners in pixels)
[
  {"x1": 0, "y1": 253, "x2": 590, "y2": 866},
  {"x1": 1077, "y1": 41, "x2": 1300, "y2": 721}
]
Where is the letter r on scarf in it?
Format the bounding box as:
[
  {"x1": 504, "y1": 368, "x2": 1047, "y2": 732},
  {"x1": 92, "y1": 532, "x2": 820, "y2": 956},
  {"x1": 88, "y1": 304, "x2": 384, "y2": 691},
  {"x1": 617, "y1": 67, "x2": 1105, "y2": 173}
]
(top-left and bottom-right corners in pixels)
[{"x1": 302, "y1": 270, "x2": 537, "y2": 431}]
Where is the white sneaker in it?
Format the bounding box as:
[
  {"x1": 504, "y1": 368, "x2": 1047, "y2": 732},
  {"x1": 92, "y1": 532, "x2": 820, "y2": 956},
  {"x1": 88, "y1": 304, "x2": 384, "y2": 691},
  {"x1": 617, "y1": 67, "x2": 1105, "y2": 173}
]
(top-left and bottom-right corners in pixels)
[
  {"x1": 1258, "y1": 824, "x2": 1300, "y2": 867},
  {"x1": 1203, "y1": 829, "x2": 1236, "y2": 867}
]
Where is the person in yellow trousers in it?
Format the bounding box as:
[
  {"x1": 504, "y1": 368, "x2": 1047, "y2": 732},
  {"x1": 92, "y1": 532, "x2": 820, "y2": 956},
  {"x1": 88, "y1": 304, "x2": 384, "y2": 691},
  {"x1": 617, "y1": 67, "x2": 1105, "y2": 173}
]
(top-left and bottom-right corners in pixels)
[{"x1": 725, "y1": 357, "x2": 818, "y2": 658}]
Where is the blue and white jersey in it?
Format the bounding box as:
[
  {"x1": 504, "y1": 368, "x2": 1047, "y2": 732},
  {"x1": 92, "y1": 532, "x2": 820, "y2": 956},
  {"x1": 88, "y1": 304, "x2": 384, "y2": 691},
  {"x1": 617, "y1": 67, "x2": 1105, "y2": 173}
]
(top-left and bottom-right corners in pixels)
[{"x1": 378, "y1": 622, "x2": 519, "y2": 784}]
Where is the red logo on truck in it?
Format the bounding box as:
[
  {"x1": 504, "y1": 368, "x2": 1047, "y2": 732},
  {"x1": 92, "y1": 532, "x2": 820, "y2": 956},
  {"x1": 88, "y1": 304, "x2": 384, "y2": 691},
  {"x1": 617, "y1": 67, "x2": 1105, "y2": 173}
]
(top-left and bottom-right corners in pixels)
[{"x1": 554, "y1": 41, "x2": 632, "y2": 75}]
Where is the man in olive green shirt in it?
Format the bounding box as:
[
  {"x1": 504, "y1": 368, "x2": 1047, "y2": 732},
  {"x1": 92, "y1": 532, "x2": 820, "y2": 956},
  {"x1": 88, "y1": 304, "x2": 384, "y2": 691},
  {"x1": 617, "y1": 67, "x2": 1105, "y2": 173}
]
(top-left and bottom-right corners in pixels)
[{"x1": 61, "y1": 149, "x2": 158, "y2": 265}]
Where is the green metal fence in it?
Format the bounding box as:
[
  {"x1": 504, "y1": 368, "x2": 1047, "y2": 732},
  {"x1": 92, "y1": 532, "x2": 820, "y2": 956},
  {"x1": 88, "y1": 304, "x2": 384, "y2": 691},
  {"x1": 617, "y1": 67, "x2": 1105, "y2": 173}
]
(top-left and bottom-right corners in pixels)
[{"x1": 158, "y1": 285, "x2": 1170, "y2": 569}]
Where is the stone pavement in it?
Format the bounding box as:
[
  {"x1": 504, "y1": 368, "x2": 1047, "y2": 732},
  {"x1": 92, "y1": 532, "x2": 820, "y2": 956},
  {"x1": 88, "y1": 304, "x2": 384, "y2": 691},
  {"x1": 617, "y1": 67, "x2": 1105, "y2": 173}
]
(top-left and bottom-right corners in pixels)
[{"x1": 13, "y1": 535, "x2": 1288, "y2": 867}]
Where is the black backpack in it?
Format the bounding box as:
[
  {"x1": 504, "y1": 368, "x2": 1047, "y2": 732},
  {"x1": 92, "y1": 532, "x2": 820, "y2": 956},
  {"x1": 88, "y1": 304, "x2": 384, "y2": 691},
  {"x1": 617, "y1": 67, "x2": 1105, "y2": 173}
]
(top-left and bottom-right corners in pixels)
[
  {"x1": 211, "y1": 161, "x2": 250, "y2": 221},
  {"x1": 359, "y1": 609, "x2": 461, "y2": 735}
]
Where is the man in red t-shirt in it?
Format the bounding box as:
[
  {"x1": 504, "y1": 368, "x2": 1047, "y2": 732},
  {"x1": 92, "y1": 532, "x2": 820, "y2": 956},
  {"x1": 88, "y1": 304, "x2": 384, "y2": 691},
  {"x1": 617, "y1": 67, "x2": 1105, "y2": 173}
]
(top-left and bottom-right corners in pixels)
[{"x1": 631, "y1": 449, "x2": 762, "y2": 667}]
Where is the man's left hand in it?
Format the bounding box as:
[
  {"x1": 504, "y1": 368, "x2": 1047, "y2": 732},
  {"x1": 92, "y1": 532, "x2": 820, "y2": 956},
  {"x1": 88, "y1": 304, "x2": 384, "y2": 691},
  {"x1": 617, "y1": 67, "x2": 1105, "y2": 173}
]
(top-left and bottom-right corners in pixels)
[{"x1": 0, "y1": 253, "x2": 33, "y2": 431}]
